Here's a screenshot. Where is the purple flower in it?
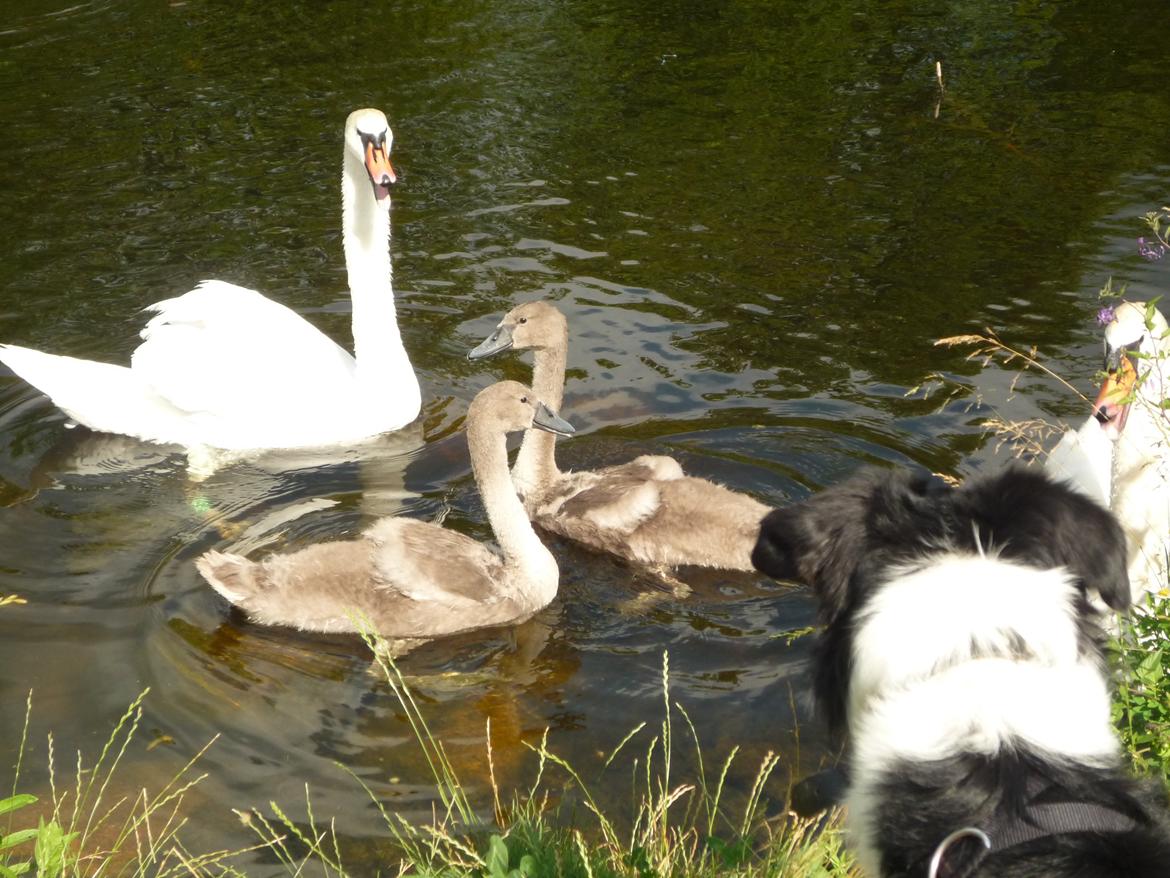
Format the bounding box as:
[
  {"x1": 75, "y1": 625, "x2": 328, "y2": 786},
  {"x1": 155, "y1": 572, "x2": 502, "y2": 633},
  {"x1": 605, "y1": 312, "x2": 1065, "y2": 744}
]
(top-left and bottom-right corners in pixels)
[
  {"x1": 1138, "y1": 236, "x2": 1166, "y2": 261},
  {"x1": 1096, "y1": 306, "x2": 1116, "y2": 326}
]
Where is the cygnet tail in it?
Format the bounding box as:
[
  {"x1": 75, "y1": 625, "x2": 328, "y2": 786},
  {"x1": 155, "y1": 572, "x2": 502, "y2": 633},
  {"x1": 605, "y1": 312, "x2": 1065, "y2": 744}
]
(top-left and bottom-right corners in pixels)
[{"x1": 196, "y1": 550, "x2": 262, "y2": 606}]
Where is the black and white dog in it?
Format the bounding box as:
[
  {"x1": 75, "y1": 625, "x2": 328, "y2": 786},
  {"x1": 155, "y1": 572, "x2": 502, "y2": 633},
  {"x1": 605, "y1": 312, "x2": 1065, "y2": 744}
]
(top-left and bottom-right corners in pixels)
[{"x1": 753, "y1": 467, "x2": 1170, "y2": 877}]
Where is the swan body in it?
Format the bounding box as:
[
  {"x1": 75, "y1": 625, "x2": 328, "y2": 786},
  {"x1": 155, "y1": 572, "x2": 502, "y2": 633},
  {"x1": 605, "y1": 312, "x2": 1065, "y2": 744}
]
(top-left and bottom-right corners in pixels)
[
  {"x1": 0, "y1": 108, "x2": 419, "y2": 457},
  {"x1": 195, "y1": 381, "x2": 573, "y2": 649},
  {"x1": 468, "y1": 301, "x2": 770, "y2": 571},
  {"x1": 1047, "y1": 301, "x2": 1170, "y2": 603}
]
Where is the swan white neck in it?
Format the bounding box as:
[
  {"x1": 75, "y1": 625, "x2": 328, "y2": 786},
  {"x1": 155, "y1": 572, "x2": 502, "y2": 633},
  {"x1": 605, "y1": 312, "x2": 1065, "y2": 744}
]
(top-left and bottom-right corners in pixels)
[
  {"x1": 1119, "y1": 347, "x2": 1170, "y2": 472},
  {"x1": 341, "y1": 148, "x2": 419, "y2": 411},
  {"x1": 513, "y1": 337, "x2": 567, "y2": 500},
  {"x1": 469, "y1": 421, "x2": 558, "y2": 606}
]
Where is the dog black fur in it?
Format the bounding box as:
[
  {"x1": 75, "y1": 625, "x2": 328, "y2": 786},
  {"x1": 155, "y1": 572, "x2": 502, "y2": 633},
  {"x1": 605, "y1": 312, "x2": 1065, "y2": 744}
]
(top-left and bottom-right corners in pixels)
[{"x1": 753, "y1": 466, "x2": 1170, "y2": 877}]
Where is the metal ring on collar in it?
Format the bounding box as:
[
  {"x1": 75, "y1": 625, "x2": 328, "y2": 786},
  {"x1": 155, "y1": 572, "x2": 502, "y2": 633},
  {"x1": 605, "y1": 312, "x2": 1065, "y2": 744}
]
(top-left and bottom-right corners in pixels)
[{"x1": 927, "y1": 826, "x2": 991, "y2": 878}]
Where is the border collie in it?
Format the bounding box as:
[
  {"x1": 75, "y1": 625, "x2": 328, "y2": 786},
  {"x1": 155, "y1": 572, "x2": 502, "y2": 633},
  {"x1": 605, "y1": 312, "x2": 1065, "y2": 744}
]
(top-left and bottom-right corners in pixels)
[{"x1": 752, "y1": 467, "x2": 1170, "y2": 877}]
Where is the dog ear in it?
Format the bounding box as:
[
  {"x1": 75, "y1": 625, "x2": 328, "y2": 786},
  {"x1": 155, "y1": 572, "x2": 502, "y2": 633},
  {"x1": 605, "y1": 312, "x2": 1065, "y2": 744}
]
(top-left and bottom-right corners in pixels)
[
  {"x1": 961, "y1": 469, "x2": 1132, "y2": 611},
  {"x1": 1041, "y1": 486, "x2": 1132, "y2": 611}
]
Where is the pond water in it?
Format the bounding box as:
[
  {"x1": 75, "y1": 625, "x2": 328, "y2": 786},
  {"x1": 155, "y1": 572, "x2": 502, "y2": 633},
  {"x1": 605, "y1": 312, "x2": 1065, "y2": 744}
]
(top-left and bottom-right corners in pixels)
[{"x1": 2, "y1": 0, "x2": 1169, "y2": 870}]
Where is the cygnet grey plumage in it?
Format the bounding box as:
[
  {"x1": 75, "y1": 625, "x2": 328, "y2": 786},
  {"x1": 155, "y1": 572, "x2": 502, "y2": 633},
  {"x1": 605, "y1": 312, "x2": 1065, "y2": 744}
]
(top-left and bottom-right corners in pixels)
[{"x1": 195, "y1": 381, "x2": 574, "y2": 650}]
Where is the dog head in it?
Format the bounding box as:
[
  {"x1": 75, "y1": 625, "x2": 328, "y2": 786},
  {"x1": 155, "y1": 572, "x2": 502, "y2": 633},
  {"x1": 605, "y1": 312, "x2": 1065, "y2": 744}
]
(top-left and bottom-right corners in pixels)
[{"x1": 753, "y1": 467, "x2": 1130, "y2": 731}]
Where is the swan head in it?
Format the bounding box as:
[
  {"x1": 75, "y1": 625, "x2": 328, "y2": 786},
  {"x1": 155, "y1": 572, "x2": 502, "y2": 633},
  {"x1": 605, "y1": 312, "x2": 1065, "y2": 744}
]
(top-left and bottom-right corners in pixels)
[
  {"x1": 345, "y1": 108, "x2": 396, "y2": 211},
  {"x1": 468, "y1": 381, "x2": 576, "y2": 438},
  {"x1": 467, "y1": 301, "x2": 568, "y2": 360},
  {"x1": 1092, "y1": 301, "x2": 1170, "y2": 440}
]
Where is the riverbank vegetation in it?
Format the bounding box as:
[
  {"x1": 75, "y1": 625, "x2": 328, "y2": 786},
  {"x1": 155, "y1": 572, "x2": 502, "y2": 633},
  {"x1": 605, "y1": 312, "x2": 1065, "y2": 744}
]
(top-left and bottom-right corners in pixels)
[
  {"x1": 1113, "y1": 598, "x2": 1170, "y2": 786},
  {"x1": 0, "y1": 690, "x2": 266, "y2": 878},
  {"x1": 0, "y1": 647, "x2": 858, "y2": 878}
]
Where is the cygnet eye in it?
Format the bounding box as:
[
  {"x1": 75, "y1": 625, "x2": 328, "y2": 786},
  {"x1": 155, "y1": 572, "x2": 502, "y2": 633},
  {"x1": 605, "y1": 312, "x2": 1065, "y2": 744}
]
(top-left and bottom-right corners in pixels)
[
  {"x1": 519, "y1": 317, "x2": 528, "y2": 324},
  {"x1": 520, "y1": 396, "x2": 529, "y2": 404}
]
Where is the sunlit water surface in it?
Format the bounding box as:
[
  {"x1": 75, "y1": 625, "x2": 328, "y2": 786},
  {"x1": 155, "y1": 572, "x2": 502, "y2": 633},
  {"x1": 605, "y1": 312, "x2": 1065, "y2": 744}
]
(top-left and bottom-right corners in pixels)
[{"x1": 1, "y1": 0, "x2": 1169, "y2": 870}]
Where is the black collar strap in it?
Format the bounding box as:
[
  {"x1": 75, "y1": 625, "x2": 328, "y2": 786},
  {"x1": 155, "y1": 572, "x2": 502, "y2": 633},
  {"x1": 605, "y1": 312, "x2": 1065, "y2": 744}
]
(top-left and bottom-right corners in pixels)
[{"x1": 928, "y1": 799, "x2": 1140, "y2": 878}]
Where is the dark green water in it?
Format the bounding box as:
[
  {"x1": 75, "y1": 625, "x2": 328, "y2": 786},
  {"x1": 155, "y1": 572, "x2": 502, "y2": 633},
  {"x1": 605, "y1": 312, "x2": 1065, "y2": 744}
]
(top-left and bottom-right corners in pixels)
[{"x1": 2, "y1": 0, "x2": 1169, "y2": 869}]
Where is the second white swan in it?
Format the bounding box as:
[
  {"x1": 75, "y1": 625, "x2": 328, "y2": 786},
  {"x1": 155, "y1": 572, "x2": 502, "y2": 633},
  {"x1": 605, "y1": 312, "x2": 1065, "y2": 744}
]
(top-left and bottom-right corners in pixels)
[{"x1": 1047, "y1": 301, "x2": 1170, "y2": 604}]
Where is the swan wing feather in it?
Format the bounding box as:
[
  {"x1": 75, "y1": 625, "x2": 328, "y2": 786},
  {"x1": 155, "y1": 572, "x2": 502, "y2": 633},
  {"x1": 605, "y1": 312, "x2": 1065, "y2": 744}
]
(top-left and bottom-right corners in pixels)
[
  {"x1": 554, "y1": 474, "x2": 663, "y2": 534},
  {"x1": 0, "y1": 344, "x2": 190, "y2": 442},
  {"x1": 597, "y1": 454, "x2": 684, "y2": 482},
  {"x1": 366, "y1": 518, "x2": 504, "y2": 607},
  {"x1": 133, "y1": 280, "x2": 357, "y2": 417}
]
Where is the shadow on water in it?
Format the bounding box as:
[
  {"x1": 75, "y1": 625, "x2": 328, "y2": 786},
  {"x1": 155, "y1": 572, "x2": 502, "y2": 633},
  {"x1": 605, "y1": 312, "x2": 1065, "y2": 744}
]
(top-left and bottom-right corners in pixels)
[{"x1": 1, "y1": 0, "x2": 1170, "y2": 870}]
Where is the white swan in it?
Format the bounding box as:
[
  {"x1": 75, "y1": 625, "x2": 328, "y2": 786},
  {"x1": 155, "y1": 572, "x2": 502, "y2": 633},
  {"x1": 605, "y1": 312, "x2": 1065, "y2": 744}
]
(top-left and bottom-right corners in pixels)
[
  {"x1": 1047, "y1": 301, "x2": 1170, "y2": 603},
  {"x1": 0, "y1": 108, "x2": 420, "y2": 459},
  {"x1": 468, "y1": 301, "x2": 770, "y2": 572},
  {"x1": 195, "y1": 381, "x2": 573, "y2": 651}
]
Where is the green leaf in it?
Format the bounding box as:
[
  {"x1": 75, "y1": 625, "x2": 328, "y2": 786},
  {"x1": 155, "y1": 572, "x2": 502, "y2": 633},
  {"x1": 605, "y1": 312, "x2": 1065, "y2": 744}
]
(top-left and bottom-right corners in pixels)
[
  {"x1": 1137, "y1": 651, "x2": 1164, "y2": 682},
  {"x1": 0, "y1": 829, "x2": 40, "y2": 852},
  {"x1": 0, "y1": 862, "x2": 31, "y2": 878},
  {"x1": 0, "y1": 796, "x2": 36, "y2": 818},
  {"x1": 485, "y1": 835, "x2": 510, "y2": 876},
  {"x1": 624, "y1": 846, "x2": 654, "y2": 878},
  {"x1": 707, "y1": 835, "x2": 752, "y2": 867},
  {"x1": 32, "y1": 819, "x2": 75, "y2": 878}
]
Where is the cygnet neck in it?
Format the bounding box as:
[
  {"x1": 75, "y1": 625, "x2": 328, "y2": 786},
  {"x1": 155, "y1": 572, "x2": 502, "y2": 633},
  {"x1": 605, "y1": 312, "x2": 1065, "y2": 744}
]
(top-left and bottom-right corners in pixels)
[
  {"x1": 512, "y1": 332, "x2": 568, "y2": 500},
  {"x1": 468, "y1": 416, "x2": 558, "y2": 604}
]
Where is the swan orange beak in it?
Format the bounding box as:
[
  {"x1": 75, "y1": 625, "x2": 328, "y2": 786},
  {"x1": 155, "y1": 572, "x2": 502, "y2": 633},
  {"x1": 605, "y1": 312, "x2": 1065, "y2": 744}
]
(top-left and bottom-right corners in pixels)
[
  {"x1": 365, "y1": 140, "x2": 396, "y2": 207},
  {"x1": 1092, "y1": 354, "x2": 1137, "y2": 440}
]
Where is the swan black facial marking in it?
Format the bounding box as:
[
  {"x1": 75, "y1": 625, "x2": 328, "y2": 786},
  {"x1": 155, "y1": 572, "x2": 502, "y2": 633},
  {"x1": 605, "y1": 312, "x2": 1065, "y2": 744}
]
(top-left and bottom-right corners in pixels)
[
  {"x1": 358, "y1": 129, "x2": 388, "y2": 151},
  {"x1": 1104, "y1": 339, "x2": 1141, "y2": 372}
]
